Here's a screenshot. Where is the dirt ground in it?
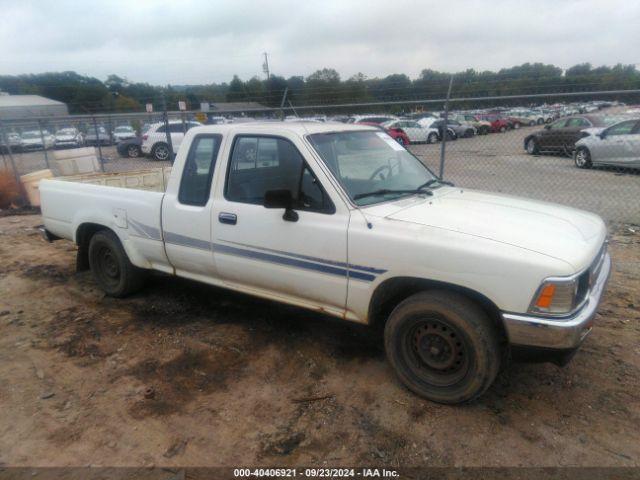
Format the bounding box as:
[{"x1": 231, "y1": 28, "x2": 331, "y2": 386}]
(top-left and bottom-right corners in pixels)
[{"x1": 0, "y1": 214, "x2": 639, "y2": 468}]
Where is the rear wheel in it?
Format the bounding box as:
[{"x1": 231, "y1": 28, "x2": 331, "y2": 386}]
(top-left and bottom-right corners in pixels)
[
  {"x1": 88, "y1": 230, "x2": 147, "y2": 297},
  {"x1": 574, "y1": 147, "x2": 593, "y2": 169},
  {"x1": 427, "y1": 132, "x2": 438, "y2": 144},
  {"x1": 499, "y1": 125, "x2": 507, "y2": 133},
  {"x1": 513, "y1": 122, "x2": 521, "y2": 130},
  {"x1": 151, "y1": 142, "x2": 170, "y2": 161},
  {"x1": 384, "y1": 291, "x2": 500, "y2": 404},
  {"x1": 396, "y1": 136, "x2": 405, "y2": 146},
  {"x1": 463, "y1": 129, "x2": 474, "y2": 138}
]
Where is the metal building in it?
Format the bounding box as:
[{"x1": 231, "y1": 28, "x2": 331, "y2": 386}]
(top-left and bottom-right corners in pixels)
[{"x1": 0, "y1": 94, "x2": 69, "y2": 120}]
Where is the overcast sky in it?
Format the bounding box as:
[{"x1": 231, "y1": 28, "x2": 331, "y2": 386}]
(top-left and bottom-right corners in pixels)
[{"x1": 1, "y1": 0, "x2": 639, "y2": 85}]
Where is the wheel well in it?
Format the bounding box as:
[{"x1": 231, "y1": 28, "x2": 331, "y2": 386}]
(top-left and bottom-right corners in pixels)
[
  {"x1": 368, "y1": 277, "x2": 507, "y2": 342},
  {"x1": 75, "y1": 223, "x2": 112, "y2": 271}
]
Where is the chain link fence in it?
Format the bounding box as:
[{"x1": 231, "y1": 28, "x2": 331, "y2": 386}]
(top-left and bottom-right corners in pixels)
[{"x1": 1, "y1": 91, "x2": 639, "y2": 223}]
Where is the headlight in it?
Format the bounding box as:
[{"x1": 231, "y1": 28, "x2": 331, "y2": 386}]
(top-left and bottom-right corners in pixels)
[{"x1": 528, "y1": 278, "x2": 579, "y2": 315}]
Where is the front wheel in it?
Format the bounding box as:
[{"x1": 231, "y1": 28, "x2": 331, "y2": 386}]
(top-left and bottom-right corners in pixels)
[
  {"x1": 574, "y1": 147, "x2": 593, "y2": 169},
  {"x1": 525, "y1": 137, "x2": 539, "y2": 155},
  {"x1": 126, "y1": 144, "x2": 141, "y2": 158},
  {"x1": 88, "y1": 230, "x2": 147, "y2": 297},
  {"x1": 384, "y1": 291, "x2": 500, "y2": 404},
  {"x1": 396, "y1": 136, "x2": 405, "y2": 146}
]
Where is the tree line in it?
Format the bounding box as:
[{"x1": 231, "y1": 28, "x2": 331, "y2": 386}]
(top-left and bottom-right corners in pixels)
[{"x1": 1, "y1": 62, "x2": 639, "y2": 115}]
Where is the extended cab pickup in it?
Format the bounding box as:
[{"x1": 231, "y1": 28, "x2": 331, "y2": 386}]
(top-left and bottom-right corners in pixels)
[{"x1": 39, "y1": 122, "x2": 611, "y2": 404}]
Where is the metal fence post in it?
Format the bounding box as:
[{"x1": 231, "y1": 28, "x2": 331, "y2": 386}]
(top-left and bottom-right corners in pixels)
[
  {"x1": 92, "y1": 116, "x2": 105, "y2": 172},
  {"x1": 37, "y1": 120, "x2": 51, "y2": 169},
  {"x1": 439, "y1": 76, "x2": 454, "y2": 180},
  {"x1": 0, "y1": 121, "x2": 20, "y2": 185},
  {"x1": 161, "y1": 94, "x2": 174, "y2": 164}
]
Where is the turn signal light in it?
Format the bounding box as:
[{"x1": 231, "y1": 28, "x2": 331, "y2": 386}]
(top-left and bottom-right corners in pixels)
[{"x1": 535, "y1": 284, "x2": 556, "y2": 308}]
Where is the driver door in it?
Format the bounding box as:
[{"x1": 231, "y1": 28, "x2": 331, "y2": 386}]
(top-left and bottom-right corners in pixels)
[{"x1": 211, "y1": 134, "x2": 350, "y2": 314}]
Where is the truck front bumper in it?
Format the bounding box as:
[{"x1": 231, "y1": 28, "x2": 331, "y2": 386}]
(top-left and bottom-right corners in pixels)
[{"x1": 502, "y1": 252, "x2": 611, "y2": 357}]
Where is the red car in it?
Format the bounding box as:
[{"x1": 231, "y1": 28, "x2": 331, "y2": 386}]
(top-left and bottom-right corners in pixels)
[
  {"x1": 474, "y1": 114, "x2": 512, "y2": 133},
  {"x1": 357, "y1": 121, "x2": 411, "y2": 146}
]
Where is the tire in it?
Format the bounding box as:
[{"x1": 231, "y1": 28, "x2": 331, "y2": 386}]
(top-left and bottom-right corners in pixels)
[
  {"x1": 384, "y1": 291, "x2": 500, "y2": 404},
  {"x1": 463, "y1": 129, "x2": 474, "y2": 138},
  {"x1": 126, "y1": 145, "x2": 141, "y2": 158},
  {"x1": 427, "y1": 132, "x2": 438, "y2": 144},
  {"x1": 574, "y1": 147, "x2": 593, "y2": 169},
  {"x1": 396, "y1": 136, "x2": 405, "y2": 146},
  {"x1": 513, "y1": 122, "x2": 521, "y2": 130},
  {"x1": 536, "y1": 118, "x2": 544, "y2": 125},
  {"x1": 88, "y1": 230, "x2": 147, "y2": 297},
  {"x1": 499, "y1": 125, "x2": 507, "y2": 133},
  {"x1": 528, "y1": 120, "x2": 535, "y2": 127},
  {"x1": 525, "y1": 137, "x2": 539, "y2": 155},
  {"x1": 151, "y1": 143, "x2": 170, "y2": 161},
  {"x1": 479, "y1": 126, "x2": 489, "y2": 135}
]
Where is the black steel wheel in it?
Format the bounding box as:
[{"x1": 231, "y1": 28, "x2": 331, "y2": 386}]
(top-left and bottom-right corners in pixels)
[
  {"x1": 385, "y1": 291, "x2": 500, "y2": 404},
  {"x1": 88, "y1": 230, "x2": 147, "y2": 297}
]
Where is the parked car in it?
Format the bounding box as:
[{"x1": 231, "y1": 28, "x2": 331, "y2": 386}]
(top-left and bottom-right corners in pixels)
[
  {"x1": 21, "y1": 130, "x2": 55, "y2": 151},
  {"x1": 382, "y1": 119, "x2": 440, "y2": 144},
  {"x1": 474, "y1": 114, "x2": 512, "y2": 133},
  {"x1": 574, "y1": 118, "x2": 640, "y2": 169},
  {"x1": 116, "y1": 137, "x2": 143, "y2": 158},
  {"x1": 141, "y1": 120, "x2": 202, "y2": 161},
  {"x1": 449, "y1": 114, "x2": 492, "y2": 135},
  {"x1": 524, "y1": 115, "x2": 614, "y2": 155},
  {"x1": 55, "y1": 128, "x2": 84, "y2": 149},
  {"x1": 0, "y1": 132, "x2": 22, "y2": 153},
  {"x1": 347, "y1": 115, "x2": 399, "y2": 125},
  {"x1": 40, "y1": 122, "x2": 611, "y2": 404},
  {"x1": 112, "y1": 126, "x2": 137, "y2": 143},
  {"x1": 85, "y1": 126, "x2": 112, "y2": 146},
  {"x1": 357, "y1": 121, "x2": 411, "y2": 146},
  {"x1": 417, "y1": 118, "x2": 458, "y2": 140}
]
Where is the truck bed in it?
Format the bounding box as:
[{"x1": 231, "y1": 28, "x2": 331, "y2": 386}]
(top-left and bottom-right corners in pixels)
[
  {"x1": 53, "y1": 167, "x2": 172, "y2": 192},
  {"x1": 39, "y1": 167, "x2": 171, "y2": 272}
]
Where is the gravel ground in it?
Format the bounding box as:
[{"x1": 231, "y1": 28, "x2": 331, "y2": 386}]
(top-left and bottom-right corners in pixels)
[{"x1": 0, "y1": 214, "x2": 638, "y2": 469}]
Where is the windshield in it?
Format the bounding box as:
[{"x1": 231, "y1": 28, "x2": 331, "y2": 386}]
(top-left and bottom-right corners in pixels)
[
  {"x1": 22, "y1": 131, "x2": 40, "y2": 139},
  {"x1": 115, "y1": 126, "x2": 132, "y2": 132},
  {"x1": 57, "y1": 128, "x2": 75, "y2": 135},
  {"x1": 307, "y1": 130, "x2": 437, "y2": 206}
]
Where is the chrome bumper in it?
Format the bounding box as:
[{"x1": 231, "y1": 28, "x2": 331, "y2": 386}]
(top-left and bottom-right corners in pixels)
[{"x1": 502, "y1": 252, "x2": 611, "y2": 350}]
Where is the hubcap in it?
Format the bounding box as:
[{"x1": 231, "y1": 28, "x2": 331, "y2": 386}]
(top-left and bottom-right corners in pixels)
[
  {"x1": 576, "y1": 150, "x2": 586, "y2": 166},
  {"x1": 128, "y1": 146, "x2": 139, "y2": 157},
  {"x1": 527, "y1": 140, "x2": 535, "y2": 153}
]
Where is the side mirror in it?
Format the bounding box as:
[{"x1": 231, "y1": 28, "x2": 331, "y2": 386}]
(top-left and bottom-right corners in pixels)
[
  {"x1": 264, "y1": 189, "x2": 298, "y2": 222},
  {"x1": 598, "y1": 131, "x2": 607, "y2": 139}
]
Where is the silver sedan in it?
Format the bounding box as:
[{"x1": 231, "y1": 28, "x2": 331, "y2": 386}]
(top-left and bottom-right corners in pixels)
[{"x1": 574, "y1": 118, "x2": 640, "y2": 169}]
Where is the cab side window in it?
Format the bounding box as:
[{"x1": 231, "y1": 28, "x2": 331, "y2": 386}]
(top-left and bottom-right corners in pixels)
[
  {"x1": 178, "y1": 135, "x2": 222, "y2": 206},
  {"x1": 226, "y1": 136, "x2": 334, "y2": 213},
  {"x1": 606, "y1": 120, "x2": 637, "y2": 136}
]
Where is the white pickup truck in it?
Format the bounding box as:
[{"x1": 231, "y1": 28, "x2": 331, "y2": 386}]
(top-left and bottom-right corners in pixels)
[{"x1": 39, "y1": 122, "x2": 611, "y2": 404}]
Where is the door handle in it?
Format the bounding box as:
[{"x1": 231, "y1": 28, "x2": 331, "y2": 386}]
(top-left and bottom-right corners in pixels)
[{"x1": 218, "y1": 212, "x2": 237, "y2": 225}]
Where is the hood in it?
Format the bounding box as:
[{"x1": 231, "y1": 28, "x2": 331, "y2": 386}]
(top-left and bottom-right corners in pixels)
[
  {"x1": 580, "y1": 127, "x2": 605, "y2": 136},
  {"x1": 369, "y1": 188, "x2": 605, "y2": 271},
  {"x1": 21, "y1": 138, "x2": 42, "y2": 144},
  {"x1": 55, "y1": 135, "x2": 76, "y2": 141}
]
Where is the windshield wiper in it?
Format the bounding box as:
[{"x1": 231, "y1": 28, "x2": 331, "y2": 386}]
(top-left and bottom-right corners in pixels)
[
  {"x1": 354, "y1": 188, "x2": 434, "y2": 201},
  {"x1": 353, "y1": 178, "x2": 454, "y2": 201},
  {"x1": 416, "y1": 178, "x2": 455, "y2": 190}
]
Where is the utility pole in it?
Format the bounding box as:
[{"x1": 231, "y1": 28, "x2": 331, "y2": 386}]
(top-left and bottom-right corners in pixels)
[{"x1": 262, "y1": 52, "x2": 270, "y2": 79}]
